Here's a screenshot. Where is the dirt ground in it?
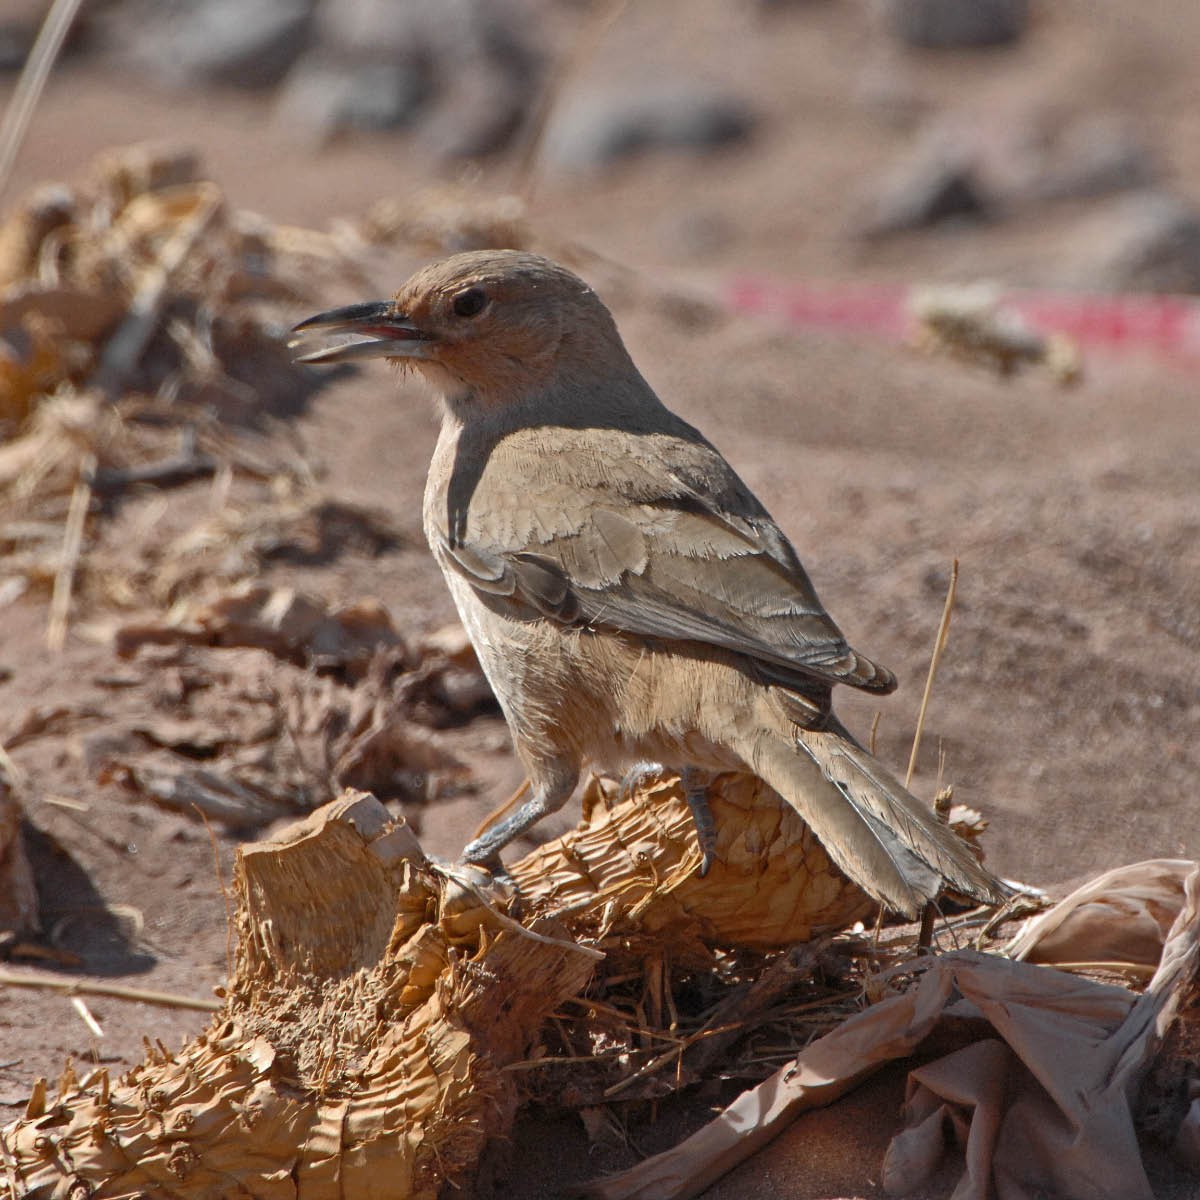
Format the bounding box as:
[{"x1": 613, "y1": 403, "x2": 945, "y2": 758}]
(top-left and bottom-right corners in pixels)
[{"x1": 1, "y1": 1, "x2": 1199, "y2": 1196}]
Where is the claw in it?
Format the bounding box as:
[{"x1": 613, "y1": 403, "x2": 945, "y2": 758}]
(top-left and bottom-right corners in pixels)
[
  {"x1": 619, "y1": 760, "x2": 669, "y2": 800},
  {"x1": 459, "y1": 851, "x2": 523, "y2": 920}
]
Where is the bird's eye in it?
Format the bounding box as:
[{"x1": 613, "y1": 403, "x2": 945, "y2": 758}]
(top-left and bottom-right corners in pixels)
[{"x1": 451, "y1": 287, "x2": 488, "y2": 318}]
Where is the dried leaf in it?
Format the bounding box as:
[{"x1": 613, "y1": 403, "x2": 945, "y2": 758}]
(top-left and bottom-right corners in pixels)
[{"x1": 114, "y1": 582, "x2": 403, "y2": 680}]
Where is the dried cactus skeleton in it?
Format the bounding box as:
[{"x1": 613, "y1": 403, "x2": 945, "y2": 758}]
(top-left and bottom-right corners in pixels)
[
  {"x1": 0, "y1": 793, "x2": 590, "y2": 1197},
  {"x1": 4, "y1": 776, "x2": 1198, "y2": 1199},
  {"x1": 0, "y1": 779, "x2": 883, "y2": 1199}
]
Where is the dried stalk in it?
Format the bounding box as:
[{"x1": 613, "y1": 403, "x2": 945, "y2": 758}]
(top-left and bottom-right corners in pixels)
[
  {"x1": 0, "y1": 968, "x2": 220, "y2": 1012},
  {"x1": 905, "y1": 558, "x2": 958, "y2": 788},
  {"x1": 908, "y1": 559, "x2": 958, "y2": 952},
  {"x1": 90, "y1": 184, "x2": 222, "y2": 401},
  {"x1": 0, "y1": 0, "x2": 86, "y2": 202},
  {"x1": 44, "y1": 452, "x2": 94, "y2": 651}
]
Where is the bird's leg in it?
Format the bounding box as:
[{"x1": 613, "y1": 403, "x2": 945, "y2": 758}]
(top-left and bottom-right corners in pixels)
[
  {"x1": 460, "y1": 763, "x2": 578, "y2": 867},
  {"x1": 618, "y1": 762, "x2": 719, "y2": 877},
  {"x1": 681, "y1": 767, "x2": 718, "y2": 877}
]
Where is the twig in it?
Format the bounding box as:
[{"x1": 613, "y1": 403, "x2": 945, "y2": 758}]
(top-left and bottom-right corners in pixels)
[
  {"x1": 908, "y1": 559, "x2": 958, "y2": 953},
  {"x1": 90, "y1": 184, "x2": 222, "y2": 401},
  {"x1": 502, "y1": 1052, "x2": 627, "y2": 1072},
  {"x1": 671, "y1": 943, "x2": 822, "y2": 1079},
  {"x1": 972, "y1": 888, "x2": 1047, "y2": 948},
  {"x1": 601, "y1": 945, "x2": 825, "y2": 1101},
  {"x1": 45, "y1": 453, "x2": 95, "y2": 652},
  {"x1": 41, "y1": 795, "x2": 89, "y2": 812},
  {"x1": 510, "y1": 0, "x2": 630, "y2": 201},
  {"x1": 558, "y1": 999, "x2": 684, "y2": 1049},
  {"x1": 0, "y1": 0, "x2": 86, "y2": 203},
  {"x1": 906, "y1": 559, "x2": 958, "y2": 788},
  {"x1": 602, "y1": 1017, "x2": 759, "y2": 1100},
  {"x1": 0, "y1": 968, "x2": 220, "y2": 1012},
  {"x1": 70, "y1": 996, "x2": 103, "y2": 1039},
  {"x1": 917, "y1": 786, "x2": 954, "y2": 952},
  {"x1": 90, "y1": 429, "x2": 217, "y2": 495},
  {"x1": 429, "y1": 863, "x2": 605, "y2": 962}
]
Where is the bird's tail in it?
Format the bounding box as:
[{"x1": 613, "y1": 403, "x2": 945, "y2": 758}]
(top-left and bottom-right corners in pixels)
[{"x1": 742, "y1": 715, "x2": 1009, "y2": 917}]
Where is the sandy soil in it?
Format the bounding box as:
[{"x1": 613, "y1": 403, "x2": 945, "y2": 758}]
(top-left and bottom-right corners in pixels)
[{"x1": 1, "y1": 2, "x2": 1199, "y2": 1196}]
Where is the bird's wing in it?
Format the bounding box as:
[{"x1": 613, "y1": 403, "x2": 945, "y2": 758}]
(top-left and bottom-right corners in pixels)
[{"x1": 436, "y1": 427, "x2": 895, "y2": 696}]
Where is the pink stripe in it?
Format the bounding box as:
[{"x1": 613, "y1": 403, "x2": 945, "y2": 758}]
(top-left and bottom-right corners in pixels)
[{"x1": 723, "y1": 277, "x2": 1200, "y2": 358}]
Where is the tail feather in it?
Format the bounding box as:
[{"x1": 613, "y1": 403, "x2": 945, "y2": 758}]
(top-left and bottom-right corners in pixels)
[{"x1": 745, "y1": 721, "x2": 1008, "y2": 918}]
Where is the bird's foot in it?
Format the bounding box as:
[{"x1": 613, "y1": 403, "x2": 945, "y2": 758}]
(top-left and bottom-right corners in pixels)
[
  {"x1": 618, "y1": 760, "x2": 671, "y2": 800},
  {"x1": 457, "y1": 848, "x2": 523, "y2": 919}
]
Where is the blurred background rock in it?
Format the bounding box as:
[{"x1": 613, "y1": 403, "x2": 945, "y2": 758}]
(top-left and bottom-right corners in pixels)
[{"x1": 4, "y1": 0, "x2": 1195, "y2": 294}]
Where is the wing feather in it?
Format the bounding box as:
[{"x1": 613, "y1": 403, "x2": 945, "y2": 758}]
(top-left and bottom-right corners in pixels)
[{"x1": 434, "y1": 422, "x2": 896, "y2": 695}]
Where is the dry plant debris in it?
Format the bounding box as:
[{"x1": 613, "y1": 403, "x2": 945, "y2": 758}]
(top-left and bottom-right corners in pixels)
[
  {"x1": 515, "y1": 770, "x2": 877, "y2": 959},
  {"x1": 909, "y1": 282, "x2": 1083, "y2": 382},
  {"x1": 0, "y1": 156, "x2": 716, "y2": 637},
  {"x1": 0, "y1": 142, "x2": 371, "y2": 631},
  {"x1": 114, "y1": 581, "x2": 404, "y2": 679},
  {"x1": 124, "y1": 494, "x2": 403, "y2": 609},
  {"x1": 0, "y1": 785, "x2": 878, "y2": 1198},
  {"x1": 0, "y1": 793, "x2": 597, "y2": 1199},
  {"x1": 1, "y1": 787, "x2": 1196, "y2": 1199},
  {"x1": 83, "y1": 607, "x2": 490, "y2": 828},
  {"x1": 592, "y1": 935, "x2": 1195, "y2": 1200},
  {"x1": 360, "y1": 185, "x2": 532, "y2": 256}
]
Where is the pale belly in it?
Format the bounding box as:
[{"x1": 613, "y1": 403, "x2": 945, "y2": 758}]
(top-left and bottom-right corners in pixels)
[{"x1": 438, "y1": 563, "x2": 745, "y2": 781}]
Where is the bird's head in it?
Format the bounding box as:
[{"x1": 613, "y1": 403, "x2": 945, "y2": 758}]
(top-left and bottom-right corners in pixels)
[{"x1": 290, "y1": 250, "x2": 633, "y2": 415}]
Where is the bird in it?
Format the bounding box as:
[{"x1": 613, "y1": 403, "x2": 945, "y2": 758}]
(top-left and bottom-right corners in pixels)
[{"x1": 290, "y1": 249, "x2": 1008, "y2": 917}]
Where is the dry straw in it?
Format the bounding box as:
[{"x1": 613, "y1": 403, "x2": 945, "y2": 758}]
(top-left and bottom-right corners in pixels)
[{"x1": 0, "y1": 0, "x2": 86, "y2": 203}]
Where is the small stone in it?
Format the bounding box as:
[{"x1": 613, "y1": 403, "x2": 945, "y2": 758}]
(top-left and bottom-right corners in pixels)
[
  {"x1": 888, "y1": 0, "x2": 1028, "y2": 49},
  {"x1": 311, "y1": 0, "x2": 541, "y2": 158},
  {"x1": 1028, "y1": 116, "x2": 1156, "y2": 203},
  {"x1": 542, "y1": 83, "x2": 755, "y2": 173},
  {"x1": 125, "y1": 0, "x2": 317, "y2": 90},
  {"x1": 857, "y1": 132, "x2": 990, "y2": 238},
  {"x1": 0, "y1": 14, "x2": 39, "y2": 73},
  {"x1": 1071, "y1": 192, "x2": 1200, "y2": 294},
  {"x1": 275, "y1": 54, "x2": 431, "y2": 143}
]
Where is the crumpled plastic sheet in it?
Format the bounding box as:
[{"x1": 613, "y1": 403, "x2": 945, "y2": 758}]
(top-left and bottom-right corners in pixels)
[
  {"x1": 586, "y1": 861, "x2": 1200, "y2": 1200},
  {"x1": 1007, "y1": 857, "x2": 1195, "y2": 967}
]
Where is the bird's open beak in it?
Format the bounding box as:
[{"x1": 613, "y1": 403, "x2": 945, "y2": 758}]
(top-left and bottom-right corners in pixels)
[{"x1": 288, "y1": 301, "x2": 432, "y2": 364}]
